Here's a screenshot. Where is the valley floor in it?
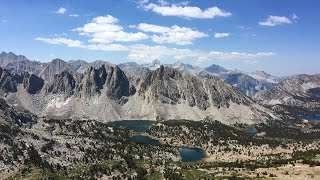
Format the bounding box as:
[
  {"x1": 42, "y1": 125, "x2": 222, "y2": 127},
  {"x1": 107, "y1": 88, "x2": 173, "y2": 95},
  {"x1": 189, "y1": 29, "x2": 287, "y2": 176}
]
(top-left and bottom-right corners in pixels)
[{"x1": 2, "y1": 116, "x2": 320, "y2": 179}]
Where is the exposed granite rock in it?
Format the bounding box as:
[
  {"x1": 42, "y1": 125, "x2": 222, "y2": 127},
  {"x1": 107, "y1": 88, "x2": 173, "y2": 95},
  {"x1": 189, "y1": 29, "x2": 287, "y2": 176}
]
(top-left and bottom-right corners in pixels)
[
  {"x1": 39, "y1": 58, "x2": 70, "y2": 80},
  {"x1": 137, "y1": 66, "x2": 252, "y2": 110},
  {"x1": 22, "y1": 73, "x2": 44, "y2": 94},
  {"x1": 75, "y1": 65, "x2": 107, "y2": 97},
  {"x1": 0, "y1": 67, "x2": 18, "y2": 93},
  {"x1": 104, "y1": 65, "x2": 134, "y2": 100},
  {"x1": 44, "y1": 71, "x2": 75, "y2": 96}
]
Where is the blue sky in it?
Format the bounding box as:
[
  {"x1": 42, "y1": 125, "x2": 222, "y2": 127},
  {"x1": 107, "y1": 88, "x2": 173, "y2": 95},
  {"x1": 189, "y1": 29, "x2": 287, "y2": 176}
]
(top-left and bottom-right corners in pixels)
[{"x1": 0, "y1": 0, "x2": 319, "y2": 76}]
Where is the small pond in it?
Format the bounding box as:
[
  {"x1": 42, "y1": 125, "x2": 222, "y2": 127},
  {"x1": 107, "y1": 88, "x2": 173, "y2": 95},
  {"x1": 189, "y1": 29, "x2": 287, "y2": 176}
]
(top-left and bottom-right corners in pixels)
[
  {"x1": 109, "y1": 120, "x2": 206, "y2": 162},
  {"x1": 179, "y1": 148, "x2": 206, "y2": 162},
  {"x1": 130, "y1": 135, "x2": 160, "y2": 145},
  {"x1": 301, "y1": 116, "x2": 320, "y2": 121},
  {"x1": 245, "y1": 127, "x2": 257, "y2": 134},
  {"x1": 109, "y1": 120, "x2": 155, "y2": 132}
]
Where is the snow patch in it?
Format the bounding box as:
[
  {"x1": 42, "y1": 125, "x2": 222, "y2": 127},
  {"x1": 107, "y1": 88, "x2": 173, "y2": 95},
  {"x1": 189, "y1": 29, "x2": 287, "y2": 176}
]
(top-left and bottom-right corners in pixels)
[{"x1": 47, "y1": 96, "x2": 70, "y2": 109}]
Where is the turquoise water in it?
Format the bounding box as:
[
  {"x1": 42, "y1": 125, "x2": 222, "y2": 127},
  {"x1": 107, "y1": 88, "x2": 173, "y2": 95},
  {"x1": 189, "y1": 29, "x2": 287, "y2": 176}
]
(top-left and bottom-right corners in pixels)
[
  {"x1": 179, "y1": 148, "x2": 206, "y2": 162},
  {"x1": 109, "y1": 120, "x2": 155, "y2": 132},
  {"x1": 301, "y1": 116, "x2": 320, "y2": 121},
  {"x1": 130, "y1": 135, "x2": 160, "y2": 145},
  {"x1": 110, "y1": 120, "x2": 206, "y2": 162},
  {"x1": 245, "y1": 127, "x2": 257, "y2": 134}
]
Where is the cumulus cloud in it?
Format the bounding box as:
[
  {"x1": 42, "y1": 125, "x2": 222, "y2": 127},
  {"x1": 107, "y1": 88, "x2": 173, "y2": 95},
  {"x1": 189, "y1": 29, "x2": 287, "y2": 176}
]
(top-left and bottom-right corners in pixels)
[
  {"x1": 136, "y1": 23, "x2": 208, "y2": 45},
  {"x1": 56, "y1": 7, "x2": 67, "y2": 14},
  {"x1": 35, "y1": 37, "x2": 128, "y2": 51},
  {"x1": 139, "y1": 1, "x2": 231, "y2": 19},
  {"x1": 36, "y1": 37, "x2": 275, "y2": 64},
  {"x1": 214, "y1": 32, "x2": 230, "y2": 39},
  {"x1": 259, "y1": 15, "x2": 293, "y2": 26},
  {"x1": 73, "y1": 15, "x2": 148, "y2": 43}
]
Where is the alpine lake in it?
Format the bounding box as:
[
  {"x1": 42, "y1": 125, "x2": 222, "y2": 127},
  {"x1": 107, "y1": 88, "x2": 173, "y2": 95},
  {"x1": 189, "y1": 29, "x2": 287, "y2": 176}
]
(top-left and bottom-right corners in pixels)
[{"x1": 108, "y1": 120, "x2": 206, "y2": 162}]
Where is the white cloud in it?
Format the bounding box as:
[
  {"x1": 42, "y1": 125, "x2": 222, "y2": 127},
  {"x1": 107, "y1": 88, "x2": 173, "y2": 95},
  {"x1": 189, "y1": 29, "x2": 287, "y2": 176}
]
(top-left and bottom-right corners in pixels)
[
  {"x1": 259, "y1": 15, "x2": 292, "y2": 26},
  {"x1": 86, "y1": 44, "x2": 129, "y2": 51},
  {"x1": 74, "y1": 15, "x2": 148, "y2": 43},
  {"x1": 35, "y1": 37, "x2": 275, "y2": 64},
  {"x1": 56, "y1": 7, "x2": 67, "y2": 14},
  {"x1": 69, "y1": 14, "x2": 79, "y2": 18},
  {"x1": 136, "y1": 23, "x2": 208, "y2": 45},
  {"x1": 127, "y1": 44, "x2": 275, "y2": 64},
  {"x1": 35, "y1": 37, "x2": 84, "y2": 48},
  {"x1": 35, "y1": 37, "x2": 128, "y2": 51},
  {"x1": 214, "y1": 32, "x2": 230, "y2": 39},
  {"x1": 140, "y1": 1, "x2": 231, "y2": 19}
]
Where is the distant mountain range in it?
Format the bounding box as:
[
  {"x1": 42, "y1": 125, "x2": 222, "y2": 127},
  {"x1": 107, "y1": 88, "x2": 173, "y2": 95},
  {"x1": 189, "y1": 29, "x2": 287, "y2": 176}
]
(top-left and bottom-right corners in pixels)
[
  {"x1": 0, "y1": 52, "x2": 280, "y2": 98},
  {"x1": 255, "y1": 74, "x2": 320, "y2": 116},
  {"x1": 0, "y1": 51, "x2": 284, "y2": 124},
  {"x1": 1, "y1": 51, "x2": 319, "y2": 119},
  {"x1": 122, "y1": 59, "x2": 280, "y2": 97}
]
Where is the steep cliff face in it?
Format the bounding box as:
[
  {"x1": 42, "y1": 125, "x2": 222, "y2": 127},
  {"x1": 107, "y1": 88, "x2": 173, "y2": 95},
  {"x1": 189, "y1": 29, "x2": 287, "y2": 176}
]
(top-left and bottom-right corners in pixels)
[
  {"x1": 255, "y1": 74, "x2": 320, "y2": 115},
  {"x1": 44, "y1": 71, "x2": 75, "y2": 96},
  {"x1": 0, "y1": 67, "x2": 19, "y2": 93},
  {"x1": 75, "y1": 65, "x2": 108, "y2": 97},
  {"x1": 22, "y1": 73, "x2": 44, "y2": 94},
  {"x1": 104, "y1": 65, "x2": 135, "y2": 100},
  {"x1": 137, "y1": 66, "x2": 251, "y2": 111},
  {"x1": 74, "y1": 65, "x2": 134, "y2": 100}
]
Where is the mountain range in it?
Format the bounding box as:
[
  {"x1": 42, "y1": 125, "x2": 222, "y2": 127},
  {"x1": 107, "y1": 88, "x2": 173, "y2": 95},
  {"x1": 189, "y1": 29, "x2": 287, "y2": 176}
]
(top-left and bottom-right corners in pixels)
[
  {"x1": 0, "y1": 52, "x2": 280, "y2": 96},
  {"x1": 0, "y1": 51, "x2": 284, "y2": 124},
  {"x1": 1, "y1": 51, "x2": 319, "y2": 122},
  {"x1": 255, "y1": 74, "x2": 320, "y2": 116}
]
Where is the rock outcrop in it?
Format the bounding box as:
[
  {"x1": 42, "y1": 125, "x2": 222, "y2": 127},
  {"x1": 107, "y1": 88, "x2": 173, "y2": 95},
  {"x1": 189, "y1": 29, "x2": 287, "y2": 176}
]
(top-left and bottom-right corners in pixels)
[
  {"x1": 22, "y1": 73, "x2": 44, "y2": 94},
  {"x1": 138, "y1": 66, "x2": 251, "y2": 111},
  {"x1": 0, "y1": 67, "x2": 18, "y2": 93},
  {"x1": 44, "y1": 71, "x2": 75, "y2": 96},
  {"x1": 39, "y1": 58, "x2": 70, "y2": 80},
  {"x1": 75, "y1": 65, "x2": 134, "y2": 100}
]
